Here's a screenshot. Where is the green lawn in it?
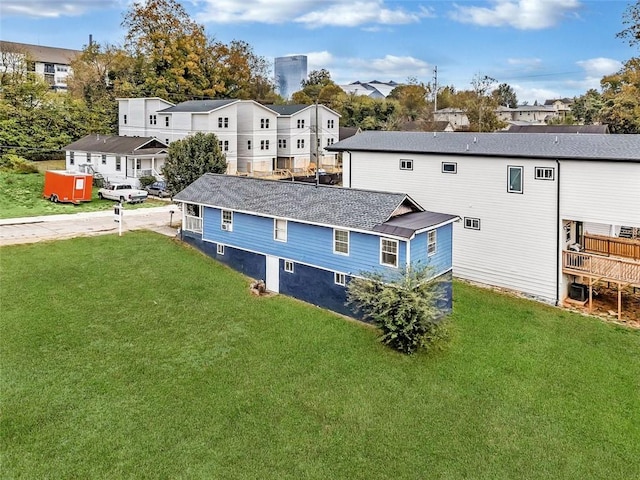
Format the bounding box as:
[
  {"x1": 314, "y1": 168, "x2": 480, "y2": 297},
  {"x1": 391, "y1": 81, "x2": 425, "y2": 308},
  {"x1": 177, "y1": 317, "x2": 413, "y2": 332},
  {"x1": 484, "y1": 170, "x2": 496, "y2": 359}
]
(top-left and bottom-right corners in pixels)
[
  {"x1": 0, "y1": 171, "x2": 165, "y2": 219},
  {"x1": 1, "y1": 232, "x2": 639, "y2": 479}
]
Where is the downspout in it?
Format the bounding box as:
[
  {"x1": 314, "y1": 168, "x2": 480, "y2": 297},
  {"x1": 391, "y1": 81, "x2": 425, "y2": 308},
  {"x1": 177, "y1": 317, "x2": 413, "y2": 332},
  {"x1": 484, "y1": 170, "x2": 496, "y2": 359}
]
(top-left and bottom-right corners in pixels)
[
  {"x1": 347, "y1": 151, "x2": 352, "y2": 188},
  {"x1": 555, "y1": 159, "x2": 561, "y2": 306}
]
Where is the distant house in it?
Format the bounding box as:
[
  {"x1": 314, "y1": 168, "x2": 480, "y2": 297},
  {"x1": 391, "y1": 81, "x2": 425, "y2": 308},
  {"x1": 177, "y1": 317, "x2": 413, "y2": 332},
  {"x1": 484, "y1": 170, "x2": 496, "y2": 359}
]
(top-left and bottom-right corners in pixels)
[
  {"x1": 327, "y1": 131, "x2": 640, "y2": 317},
  {"x1": 173, "y1": 174, "x2": 458, "y2": 317},
  {"x1": 63, "y1": 135, "x2": 168, "y2": 186},
  {"x1": 506, "y1": 125, "x2": 610, "y2": 134},
  {"x1": 0, "y1": 40, "x2": 81, "y2": 91}
]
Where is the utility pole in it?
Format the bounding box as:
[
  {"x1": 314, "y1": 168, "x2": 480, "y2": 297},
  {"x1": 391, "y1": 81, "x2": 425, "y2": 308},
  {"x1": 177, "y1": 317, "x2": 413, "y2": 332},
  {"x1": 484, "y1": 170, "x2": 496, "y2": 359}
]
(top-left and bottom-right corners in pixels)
[
  {"x1": 315, "y1": 100, "x2": 320, "y2": 187},
  {"x1": 433, "y1": 66, "x2": 438, "y2": 113}
]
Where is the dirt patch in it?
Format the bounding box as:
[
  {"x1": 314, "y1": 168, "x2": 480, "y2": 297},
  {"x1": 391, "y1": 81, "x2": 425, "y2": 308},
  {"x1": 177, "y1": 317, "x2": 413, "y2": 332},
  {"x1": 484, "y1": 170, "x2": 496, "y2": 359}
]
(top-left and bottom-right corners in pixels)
[{"x1": 564, "y1": 283, "x2": 640, "y2": 329}]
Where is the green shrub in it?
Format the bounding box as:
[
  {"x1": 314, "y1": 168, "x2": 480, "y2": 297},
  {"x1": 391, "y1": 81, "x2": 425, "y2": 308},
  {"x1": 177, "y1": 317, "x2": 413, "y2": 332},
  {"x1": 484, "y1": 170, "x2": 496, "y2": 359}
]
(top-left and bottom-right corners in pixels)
[
  {"x1": 0, "y1": 154, "x2": 39, "y2": 174},
  {"x1": 138, "y1": 175, "x2": 157, "y2": 188},
  {"x1": 347, "y1": 263, "x2": 450, "y2": 354}
]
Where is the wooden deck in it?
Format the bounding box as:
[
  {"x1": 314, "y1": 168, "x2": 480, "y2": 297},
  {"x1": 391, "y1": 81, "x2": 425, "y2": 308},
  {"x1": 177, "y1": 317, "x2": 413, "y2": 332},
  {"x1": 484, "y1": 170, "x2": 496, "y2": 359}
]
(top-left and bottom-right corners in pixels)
[
  {"x1": 563, "y1": 251, "x2": 640, "y2": 286},
  {"x1": 583, "y1": 233, "x2": 640, "y2": 260}
]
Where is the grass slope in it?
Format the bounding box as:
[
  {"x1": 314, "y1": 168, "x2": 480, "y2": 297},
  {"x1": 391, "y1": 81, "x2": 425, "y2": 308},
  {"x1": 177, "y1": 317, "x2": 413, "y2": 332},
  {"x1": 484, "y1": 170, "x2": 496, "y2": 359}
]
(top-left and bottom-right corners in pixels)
[
  {"x1": 1, "y1": 232, "x2": 639, "y2": 479},
  {"x1": 0, "y1": 172, "x2": 164, "y2": 219}
]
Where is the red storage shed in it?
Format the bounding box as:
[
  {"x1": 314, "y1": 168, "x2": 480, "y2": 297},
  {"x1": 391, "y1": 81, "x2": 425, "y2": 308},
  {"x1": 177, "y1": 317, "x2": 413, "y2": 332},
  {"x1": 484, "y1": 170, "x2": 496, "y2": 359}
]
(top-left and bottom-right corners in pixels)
[{"x1": 43, "y1": 170, "x2": 93, "y2": 204}]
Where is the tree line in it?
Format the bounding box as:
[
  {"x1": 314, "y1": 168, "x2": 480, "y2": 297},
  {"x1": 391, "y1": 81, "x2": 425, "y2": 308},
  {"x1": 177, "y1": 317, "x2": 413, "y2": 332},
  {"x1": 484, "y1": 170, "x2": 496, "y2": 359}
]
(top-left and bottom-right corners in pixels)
[{"x1": 1, "y1": 0, "x2": 638, "y2": 162}]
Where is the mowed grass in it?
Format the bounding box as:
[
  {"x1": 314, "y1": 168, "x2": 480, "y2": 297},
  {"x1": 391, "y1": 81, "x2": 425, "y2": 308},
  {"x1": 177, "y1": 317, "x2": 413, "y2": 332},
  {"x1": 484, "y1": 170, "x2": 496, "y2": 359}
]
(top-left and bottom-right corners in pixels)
[
  {"x1": 0, "y1": 171, "x2": 165, "y2": 219},
  {"x1": 1, "y1": 232, "x2": 639, "y2": 479}
]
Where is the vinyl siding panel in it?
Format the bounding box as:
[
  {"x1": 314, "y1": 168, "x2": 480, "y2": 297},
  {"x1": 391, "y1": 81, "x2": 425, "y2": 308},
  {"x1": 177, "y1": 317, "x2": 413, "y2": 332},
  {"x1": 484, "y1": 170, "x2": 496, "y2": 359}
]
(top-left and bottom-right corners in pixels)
[
  {"x1": 410, "y1": 224, "x2": 453, "y2": 276},
  {"x1": 348, "y1": 151, "x2": 558, "y2": 301},
  {"x1": 561, "y1": 160, "x2": 640, "y2": 226},
  {"x1": 202, "y1": 207, "x2": 406, "y2": 276}
]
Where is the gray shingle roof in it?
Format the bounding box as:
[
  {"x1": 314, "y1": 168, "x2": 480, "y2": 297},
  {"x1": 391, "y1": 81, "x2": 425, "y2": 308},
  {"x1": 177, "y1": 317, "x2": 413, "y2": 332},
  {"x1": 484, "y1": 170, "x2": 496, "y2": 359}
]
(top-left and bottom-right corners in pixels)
[
  {"x1": 0, "y1": 41, "x2": 80, "y2": 64},
  {"x1": 63, "y1": 135, "x2": 168, "y2": 155},
  {"x1": 326, "y1": 131, "x2": 640, "y2": 161},
  {"x1": 158, "y1": 99, "x2": 238, "y2": 113},
  {"x1": 265, "y1": 104, "x2": 310, "y2": 115},
  {"x1": 174, "y1": 174, "x2": 454, "y2": 236},
  {"x1": 372, "y1": 211, "x2": 458, "y2": 238}
]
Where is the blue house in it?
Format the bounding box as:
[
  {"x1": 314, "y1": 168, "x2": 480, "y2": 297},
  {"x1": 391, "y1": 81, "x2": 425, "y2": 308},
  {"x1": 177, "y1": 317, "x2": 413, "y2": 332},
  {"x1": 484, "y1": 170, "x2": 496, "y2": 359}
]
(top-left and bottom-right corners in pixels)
[{"x1": 173, "y1": 174, "x2": 458, "y2": 318}]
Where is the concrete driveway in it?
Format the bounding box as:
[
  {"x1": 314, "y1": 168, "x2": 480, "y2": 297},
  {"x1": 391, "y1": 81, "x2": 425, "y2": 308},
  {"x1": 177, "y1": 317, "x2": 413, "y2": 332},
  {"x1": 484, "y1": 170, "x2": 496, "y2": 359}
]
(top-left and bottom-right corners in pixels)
[{"x1": 0, "y1": 204, "x2": 180, "y2": 246}]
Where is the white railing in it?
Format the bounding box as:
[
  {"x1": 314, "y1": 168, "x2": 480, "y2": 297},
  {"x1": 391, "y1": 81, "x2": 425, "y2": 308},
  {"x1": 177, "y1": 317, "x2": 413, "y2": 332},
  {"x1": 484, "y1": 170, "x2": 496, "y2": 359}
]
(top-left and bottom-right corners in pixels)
[{"x1": 184, "y1": 215, "x2": 202, "y2": 233}]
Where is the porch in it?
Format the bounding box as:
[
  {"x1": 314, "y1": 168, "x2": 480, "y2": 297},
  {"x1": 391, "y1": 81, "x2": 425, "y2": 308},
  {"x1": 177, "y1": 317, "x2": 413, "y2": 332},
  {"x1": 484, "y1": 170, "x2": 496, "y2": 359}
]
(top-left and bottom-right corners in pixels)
[{"x1": 563, "y1": 250, "x2": 640, "y2": 321}]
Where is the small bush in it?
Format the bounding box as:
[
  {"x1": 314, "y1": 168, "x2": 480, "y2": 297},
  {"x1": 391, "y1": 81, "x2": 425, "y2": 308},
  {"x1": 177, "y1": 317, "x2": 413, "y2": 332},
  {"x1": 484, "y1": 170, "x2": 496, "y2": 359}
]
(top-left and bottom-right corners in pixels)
[
  {"x1": 0, "y1": 154, "x2": 39, "y2": 174},
  {"x1": 138, "y1": 175, "x2": 157, "y2": 188}
]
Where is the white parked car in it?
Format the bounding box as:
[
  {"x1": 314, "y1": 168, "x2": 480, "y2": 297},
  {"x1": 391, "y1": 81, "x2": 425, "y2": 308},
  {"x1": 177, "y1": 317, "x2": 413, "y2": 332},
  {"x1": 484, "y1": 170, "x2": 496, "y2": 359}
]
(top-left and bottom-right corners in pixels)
[{"x1": 98, "y1": 183, "x2": 148, "y2": 204}]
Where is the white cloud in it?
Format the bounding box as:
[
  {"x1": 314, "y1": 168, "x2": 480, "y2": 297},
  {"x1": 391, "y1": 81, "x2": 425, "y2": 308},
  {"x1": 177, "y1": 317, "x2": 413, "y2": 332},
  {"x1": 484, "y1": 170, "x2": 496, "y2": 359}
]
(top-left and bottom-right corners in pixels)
[
  {"x1": 196, "y1": 0, "x2": 428, "y2": 27},
  {"x1": 576, "y1": 57, "x2": 622, "y2": 77},
  {"x1": 507, "y1": 57, "x2": 543, "y2": 69},
  {"x1": 0, "y1": 0, "x2": 120, "y2": 18},
  {"x1": 449, "y1": 0, "x2": 582, "y2": 30}
]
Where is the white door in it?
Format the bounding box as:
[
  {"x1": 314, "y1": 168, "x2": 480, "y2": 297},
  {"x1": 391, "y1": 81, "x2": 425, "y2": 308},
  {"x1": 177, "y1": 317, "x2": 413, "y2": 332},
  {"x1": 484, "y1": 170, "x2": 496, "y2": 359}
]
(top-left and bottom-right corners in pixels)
[{"x1": 265, "y1": 255, "x2": 280, "y2": 293}]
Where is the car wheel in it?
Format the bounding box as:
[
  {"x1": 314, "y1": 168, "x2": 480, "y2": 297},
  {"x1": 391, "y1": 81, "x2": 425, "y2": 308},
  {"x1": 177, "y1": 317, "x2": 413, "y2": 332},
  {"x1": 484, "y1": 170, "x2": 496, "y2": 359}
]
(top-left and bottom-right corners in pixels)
[
  {"x1": 51, "y1": 194, "x2": 58, "y2": 203},
  {"x1": 98, "y1": 192, "x2": 104, "y2": 199},
  {"x1": 120, "y1": 196, "x2": 126, "y2": 203},
  {"x1": 158, "y1": 191, "x2": 164, "y2": 198}
]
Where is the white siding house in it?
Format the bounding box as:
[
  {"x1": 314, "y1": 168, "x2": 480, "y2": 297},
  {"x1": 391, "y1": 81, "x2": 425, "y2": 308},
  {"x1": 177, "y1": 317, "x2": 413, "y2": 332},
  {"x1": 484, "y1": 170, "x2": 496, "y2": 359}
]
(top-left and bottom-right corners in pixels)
[{"x1": 328, "y1": 131, "x2": 640, "y2": 308}]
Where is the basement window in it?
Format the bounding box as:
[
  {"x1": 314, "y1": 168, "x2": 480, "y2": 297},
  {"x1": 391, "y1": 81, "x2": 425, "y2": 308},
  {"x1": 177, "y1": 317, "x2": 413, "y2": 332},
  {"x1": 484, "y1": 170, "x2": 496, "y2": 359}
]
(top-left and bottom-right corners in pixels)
[
  {"x1": 284, "y1": 260, "x2": 294, "y2": 273},
  {"x1": 217, "y1": 244, "x2": 224, "y2": 255},
  {"x1": 334, "y1": 273, "x2": 346, "y2": 286}
]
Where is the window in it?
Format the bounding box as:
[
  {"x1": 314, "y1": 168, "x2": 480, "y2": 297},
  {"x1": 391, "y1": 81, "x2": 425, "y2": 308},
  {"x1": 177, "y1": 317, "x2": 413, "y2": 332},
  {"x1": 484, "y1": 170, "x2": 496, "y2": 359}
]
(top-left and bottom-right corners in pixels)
[
  {"x1": 427, "y1": 230, "x2": 437, "y2": 256},
  {"x1": 380, "y1": 238, "x2": 398, "y2": 267},
  {"x1": 218, "y1": 117, "x2": 229, "y2": 128},
  {"x1": 334, "y1": 229, "x2": 349, "y2": 255},
  {"x1": 165, "y1": 116, "x2": 169, "y2": 127},
  {"x1": 217, "y1": 244, "x2": 225, "y2": 255},
  {"x1": 326, "y1": 138, "x2": 334, "y2": 146},
  {"x1": 247, "y1": 140, "x2": 251, "y2": 150},
  {"x1": 219, "y1": 140, "x2": 229, "y2": 152},
  {"x1": 123, "y1": 114, "x2": 127, "y2": 125},
  {"x1": 400, "y1": 159, "x2": 413, "y2": 170},
  {"x1": 297, "y1": 119, "x2": 305, "y2": 128},
  {"x1": 115, "y1": 156, "x2": 121, "y2": 171},
  {"x1": 508, "y1": 165, "x2": 523, "y2": 193},
  {"x1": 221, "y1": 210, "x2": 233, "y2": 231},
  {"x1": 69, "y1": 152, "x2": 74, "y2": 165},
  {"x1": 87, "y1": 153, "x2": 92, "y2": 163},
  {"x1": 297, "y1": 139, "x2": 305, "y2": 149},
  {"x1": 274, "y1": 219, "x2": 287, "y2": 241},
  {"x1": 278, "y1": 139, "x2": 287, "y2": 149},
  {"x1": 260, "y1": 140, "x2": 270, "y2": 150},
  {"x1": 135, "y1": 158, "x2": 142, "y2": 170},
  {"x1": 464, "y1": 217, "x2": 481, "y2": 230},
  {"x1": 260, "y1": 118, "x2": 270, "y2": 129},
  {"x1": 442, "y1": 162, "x2": 457, "y2": 174},
  {"x1": 101, "y1": 154, "x2": 107, "y2": 165},
  {"x1": 334, "y1": 273, "x2": 346, "y2": 286},
  {"x1": 284, "y1": 260, "x2": 294, "y2": 273},
  {"x1": 165, "y1": 139, "x2": 169, "y2": 144},
  {"x1": 327, "y1": 119, "x2": 334, "y2": 129},
  {"x1": 149, "y1": 114, "x2": 157, "y2": 125},
  {"x1": 535, "y1": 167, "x2": 555, "y2": 180}
]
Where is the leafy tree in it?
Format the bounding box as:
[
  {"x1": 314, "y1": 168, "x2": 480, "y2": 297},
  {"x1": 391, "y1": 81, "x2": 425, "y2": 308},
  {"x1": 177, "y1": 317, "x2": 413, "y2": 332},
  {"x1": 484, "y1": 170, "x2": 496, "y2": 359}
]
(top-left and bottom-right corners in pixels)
[
  {"x1": 388, "y1": 78, "x2": 430, "y2": 121},
  {"x1": 346, "y1": 264, "x2": 449, "y2": 354},
  {"x1": 571, "y1": 89, "x2": 603, "y2": 124},
  {"x1": 492, "y1": 83, "x2": 518, "y2": 108},
  {"x1": 617, "y1": 0, "x2": 640, "y2": 48},
  {"x1": 599, "y1": 58, "x2": 640, "y2": 133},
  {"x1": 162, "y1": 132, "x2": 227, "y2": 193},
  {"x1": 463, "y1": 75, "x2": 505, "y2": 132}
]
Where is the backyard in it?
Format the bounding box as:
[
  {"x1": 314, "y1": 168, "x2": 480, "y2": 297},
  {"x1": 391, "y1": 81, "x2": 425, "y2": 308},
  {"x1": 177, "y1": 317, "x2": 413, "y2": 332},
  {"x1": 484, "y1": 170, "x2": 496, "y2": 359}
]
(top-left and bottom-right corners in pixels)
[
  {"x1": 0, "y1": 160, "x2": 165, "y2": 219},
  {"x1": 1, "y1": 232, "x2": 639, "y2": 479}
]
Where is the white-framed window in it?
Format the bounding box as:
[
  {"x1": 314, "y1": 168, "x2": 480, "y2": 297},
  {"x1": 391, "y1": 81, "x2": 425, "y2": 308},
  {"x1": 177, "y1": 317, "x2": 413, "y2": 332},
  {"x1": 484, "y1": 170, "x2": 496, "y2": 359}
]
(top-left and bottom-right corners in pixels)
[
  {"x1": 165, "y1": 116, "x2": 170, "y2": 127},
  {"x1": 400, "y1": 159, "x2": 413, "y2": 170},
  {"x1": 217, "y1": 244, "x2": 225, "y2": 255},
  {"x1": 297, "y1": 139, "x2": 305, "y2": 148},
  {"x1": 260, "y1": 118, "x2": 270, "y2": 129},
  {"x1": 123, "y1": 114, "x2": 127, "y2": 125},
  {"x1": 165, "y1": 139, "x2": 169, "y2": 144},
  {"x1": 218, "y1": 117, "x2": 229, "y2": 128},
  {"x1": 464, "y1": 217, "x2": 481, "y2": 230},
  {"x1": 327, "y1": 119, "x2": 334, "y2": 129},
  {"x1": 69, "y1": 152, "x2": 74, "y2": 165},
  {"x1": 334, "y1": 272, "x2": 346, "y2": 286},
  {"x1": 278, "y1": 139, "x2": 287, "y2": 149},
  {"x1": 535, "y1": 166, "x2": 555, "y2": 180},
  {"x1": 218, "y1": 140, "x2": 229, "y2": 152},
  {"x1": 326, "y1": 138, "x2": 334, "y2": 146},
  {"x1": 221, "y1": 210, "x2": 233, "y2": 231},
  {"x1": 260, "y1": 140, "x2": 269, "y2": 150},
  {"x1": 149, "y1": 114, "x2": 157, "y2": 125},
  {"x1": 380, "y1": 238, "x2": 398, "y2": 267},
  {"x1": 274, "y1": 219, "x2": 287, "y2": 241},
  {"x1": 115, "y1": 156, "x2": 121, "y2": 171},
  {"x1": 101, "y1": 154, "x2": 106, "y2": 165},
  {"x1": 247, "y1": 140, "x2": 251, "y2": 150},
  {"x1": 135, "y1": 158, "x2": 142, "y2": 170},
  {"x1": 284, "y1": 260, "x2": 294, "y2": 273},
  {"x1": 86, "y1": 152, "x2": 92, "y2": 163},
  {"x1": 334, "y1": 229, "x2": 349, "y2": 255},
  {"x1": 508, "y1": 165, "x2": 524, "y2": 193},
  {"x1": 427, "y1": 230, "x2": 437, "y2": 256},
  {"x1": 297, "y1": 119, "x2": 305, "y2": 128},
  {"x1": 442, "y1": 162, "x2": 457, "y2": 174}
]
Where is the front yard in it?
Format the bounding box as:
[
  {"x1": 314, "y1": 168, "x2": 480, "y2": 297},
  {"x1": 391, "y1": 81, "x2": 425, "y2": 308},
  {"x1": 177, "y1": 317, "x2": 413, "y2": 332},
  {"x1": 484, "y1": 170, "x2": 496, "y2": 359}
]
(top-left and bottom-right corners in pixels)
[{"x1": 1, "y1": 232, "x2": 639, "y2": 479}]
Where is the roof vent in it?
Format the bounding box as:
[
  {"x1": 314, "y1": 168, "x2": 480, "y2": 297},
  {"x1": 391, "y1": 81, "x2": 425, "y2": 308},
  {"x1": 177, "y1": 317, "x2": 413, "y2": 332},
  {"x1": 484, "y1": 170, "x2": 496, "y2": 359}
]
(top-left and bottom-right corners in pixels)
[
  {"x1": 554, "y1": 136, "x2": 559, "y2": 144},
  {"x1": 466, "y1": 144, "x2": 469, "y2": 151},
  {"x1": 473, "y1": 136, "x2": 477, "y2": 143}
]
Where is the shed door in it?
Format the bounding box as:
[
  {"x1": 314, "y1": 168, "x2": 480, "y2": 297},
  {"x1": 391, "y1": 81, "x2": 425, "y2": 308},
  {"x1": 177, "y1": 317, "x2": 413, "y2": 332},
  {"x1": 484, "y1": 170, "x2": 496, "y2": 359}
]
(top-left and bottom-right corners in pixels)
[
  {"x1": 73, "y1": 177, "x2": 85, "y2": 200},
  {"x1": 265, "y1": 255, "x2": 279, "y2": 293}
]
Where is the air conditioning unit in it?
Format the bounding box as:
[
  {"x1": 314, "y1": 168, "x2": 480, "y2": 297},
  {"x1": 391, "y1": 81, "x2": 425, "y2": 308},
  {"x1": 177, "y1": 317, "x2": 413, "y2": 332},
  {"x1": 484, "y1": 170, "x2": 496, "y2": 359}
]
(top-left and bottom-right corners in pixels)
[
  {"x1": 569, "y1": 283, "x2": 588, "y2": 302},
  {"x1": 221, "y1": 223, "x2": 229, "y2": 231}
]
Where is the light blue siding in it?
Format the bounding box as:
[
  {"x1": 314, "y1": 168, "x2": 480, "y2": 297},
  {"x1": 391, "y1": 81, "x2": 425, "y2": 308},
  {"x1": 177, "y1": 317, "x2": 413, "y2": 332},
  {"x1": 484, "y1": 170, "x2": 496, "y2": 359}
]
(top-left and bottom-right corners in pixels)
[
  {"x1": 409, "y1": 223, "x2": 453, "y2": 276},
  {"x1": 202, "y1": 206, "x2": 407, "y2": 275}
]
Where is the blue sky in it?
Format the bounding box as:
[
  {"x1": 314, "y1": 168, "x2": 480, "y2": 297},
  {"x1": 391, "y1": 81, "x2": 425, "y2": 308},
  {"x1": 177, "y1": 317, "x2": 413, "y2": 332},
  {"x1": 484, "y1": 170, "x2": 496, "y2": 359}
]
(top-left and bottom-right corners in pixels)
[{"x1": 0, "y1": 0, "x2": 635, "y2": 104}]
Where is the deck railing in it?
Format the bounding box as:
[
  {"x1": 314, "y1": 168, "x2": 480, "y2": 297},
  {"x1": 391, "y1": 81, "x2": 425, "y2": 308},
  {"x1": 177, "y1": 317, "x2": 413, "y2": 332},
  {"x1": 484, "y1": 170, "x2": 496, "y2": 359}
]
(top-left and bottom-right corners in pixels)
[
  {"x1": 583, "y1": 234, "x2": 640, "y2": 260},
  {"x1": 563, "y1": 251, "x2": 640, "y2": 285},
  {"x1": 184, "y1": 215, "x2": 202, "y2": 233}
]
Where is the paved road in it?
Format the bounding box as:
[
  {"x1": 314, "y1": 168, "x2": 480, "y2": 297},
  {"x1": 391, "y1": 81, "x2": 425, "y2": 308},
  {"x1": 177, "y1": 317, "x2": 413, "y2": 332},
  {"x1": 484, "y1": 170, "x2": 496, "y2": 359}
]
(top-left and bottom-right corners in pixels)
[{"x1": 0, "y1": 204, "x2": 180, "y2": 246}]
